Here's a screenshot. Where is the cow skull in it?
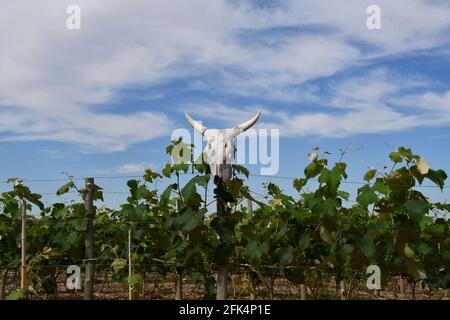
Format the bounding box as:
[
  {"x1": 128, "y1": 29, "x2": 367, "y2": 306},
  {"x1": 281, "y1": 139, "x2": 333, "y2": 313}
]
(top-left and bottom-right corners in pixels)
[{"x1": 185, "y1": 111, "x2": 261, "y2": 179}]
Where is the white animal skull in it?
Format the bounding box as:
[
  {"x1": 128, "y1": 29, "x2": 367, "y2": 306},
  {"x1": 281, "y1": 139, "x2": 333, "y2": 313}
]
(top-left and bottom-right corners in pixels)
[{"x1": 185, "y1": 111, "x2": 261, "y2": 179}]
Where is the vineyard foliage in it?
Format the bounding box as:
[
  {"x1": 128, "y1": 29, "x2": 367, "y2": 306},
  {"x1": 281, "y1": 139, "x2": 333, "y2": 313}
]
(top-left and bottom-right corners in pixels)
[{"x1": 0, "y1": 142, "x2": 449, "y2": 299}]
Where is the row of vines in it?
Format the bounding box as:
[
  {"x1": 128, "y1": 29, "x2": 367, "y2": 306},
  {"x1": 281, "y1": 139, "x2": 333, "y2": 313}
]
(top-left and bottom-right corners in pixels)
[{"x1": 0, "y1": 141, "x2": 449, "y2": 299}]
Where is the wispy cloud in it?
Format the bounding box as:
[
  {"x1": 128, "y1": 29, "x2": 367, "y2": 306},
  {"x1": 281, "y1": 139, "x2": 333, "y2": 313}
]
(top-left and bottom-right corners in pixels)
[
  {"x1": 1, "y1": 0, "x2": 450, "y2": 151},
  {"x1": 116, "y1": 163, "x2": 156, "y2": 174},
  {"x1": 185, "y1": 69, "x2": 450, "y2": 137},
  {"x1": 182, "y1": 103, "x2": 272, "y2": 127},
  {"x1": 0, "y1": 108, "x2": 172, "y2": 152}
]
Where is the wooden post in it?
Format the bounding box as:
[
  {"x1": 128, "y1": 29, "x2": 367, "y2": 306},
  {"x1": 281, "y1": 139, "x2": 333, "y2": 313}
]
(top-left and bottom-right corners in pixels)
[
  {"x1": 247, "y1": 202, "x2": 256, "y2": 300},
  {"x1": 231, "y1": 274, "x2": 237, "y2": 299},
  {"x1": 216, "y1": 183, "x2": 228, "y2": 300},
  {"x1": 215, "y1": 164, "x2": 232, "y2": 300},
  {"x1": 216, "y1": 264, "x2": 228, "y2": 300},
  {"x1": 20, "y1": 199, "x2": 27, "y2": 291},
  {"x1": 247, "y1": 199, "x2": 253, "y2": 215},
  {"x1": 340, "y1": 280, "x2": 346, "y2": 300},
  {"x1": 128, "y1": 226, "x2": 132, "y2": 300},
  {"x1": 84, "y1": 178, "x2": 95, "y2": 300},
  {"x1": 141, "y1": 269, "x2": 146, "y2": 298},
  {"x1": 400, "y1": 277, "x2": 406, "y2": 298},
  {"x1": 0, "y1": 268, "x2": 7, "y2": 300},
  {"x1": 175, "y1": 199, "x2": 183, "y2": 300},
  {"x1": 300, "y1": 284, "x2": 307, "y2": 300},
  {"x1": 249, "y1": 273, "x2": 256, "y2": 300},
  {"x1": 392, "y1": 278, "x2": 398, "y2": 298},
  {"x1": 175, "y1": 272, "x2": 183, "y2": 300}
]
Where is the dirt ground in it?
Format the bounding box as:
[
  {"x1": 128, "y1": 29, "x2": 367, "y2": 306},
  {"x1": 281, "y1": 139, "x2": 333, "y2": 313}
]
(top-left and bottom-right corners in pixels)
[{"x1": 2, "y1": 271, "x2": 448, "y2": 300}]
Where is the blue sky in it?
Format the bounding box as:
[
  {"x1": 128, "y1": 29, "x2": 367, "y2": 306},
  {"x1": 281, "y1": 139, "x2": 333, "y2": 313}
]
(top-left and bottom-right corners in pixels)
[{"x1": 0, "y1": 0, "x2": 450, "y2": 209}]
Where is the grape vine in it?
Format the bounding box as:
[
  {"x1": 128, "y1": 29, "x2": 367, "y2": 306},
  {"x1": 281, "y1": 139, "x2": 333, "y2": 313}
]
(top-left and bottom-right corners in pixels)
[{"x1": 0, "y1": 142, "x2": 448, "y2": 300}]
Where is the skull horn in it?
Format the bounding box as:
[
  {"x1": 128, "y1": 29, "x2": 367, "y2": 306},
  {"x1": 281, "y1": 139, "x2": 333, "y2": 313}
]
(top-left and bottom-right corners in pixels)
[
  {"x1": 185, "y1": 112, "x2": 208, "y2": 135},
  {"x1": 234, "y1": 111, "x2": 261, "y2": 133}
]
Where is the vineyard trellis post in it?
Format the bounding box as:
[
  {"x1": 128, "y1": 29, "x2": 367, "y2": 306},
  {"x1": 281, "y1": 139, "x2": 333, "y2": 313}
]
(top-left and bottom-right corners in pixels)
[
  {"x1": 400, "y1": 277, "x2": 406, "y2": 298},
  {"x1": 340, "y1": 280, "x2": 346, "y2": 300},
  {"x1": 247, "y1": 199, "x2": 257, "y2": 300},
  {"x1": 175, "y1": 199, "x2": 183, "y2": 300},
  {"x1": 215, "y1": 164, "x2": 231, "y2": 300},
  {"x1": 0, "y1": 268, "x2": 7, "y2": 300},
  {"x1": 20, "y1": 198, "x2": 27, "y2": 291},
  {"x1": 175, "y1": 272, "x2": 183, "y2": 300},
  {"x1": 84, "y1": 177, "x2": 95, "y2": 300},
  {"x1": 128, "y1": 226, "x2": 132, "y2": 300},
  {"x1": 300, "y1": 283, "x2": 307, "y2": 300},
  {"x1": 247, "y1": 199, "x2": 253, "y2": 215}
]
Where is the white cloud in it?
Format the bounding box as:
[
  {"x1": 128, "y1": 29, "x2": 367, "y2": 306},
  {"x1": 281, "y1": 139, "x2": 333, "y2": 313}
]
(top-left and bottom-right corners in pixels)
[
  {"x1": 0, "y1": 109, "x2": 171, "y2": 152},
  {"x1": 116, "y1": 162, "x2": 155, "y2": 174},
  {"x1": 284, "y1": 0, "x2": 450, "y2": 56},
  {"x1": 328, "y1": 69, "x2": 426, "y2": 109},
  {"x1": 268, "y1": 70, "x2": 450, "y2": 137},
  {"x1": 389, "y1": 90, "x2": 450, "y2": 125},
  {"x1": 186, "y1": 69, "x2": 450, "y2": 137},
  {"x1": 1, "y1": 0, "x2": 450, "y2": 150},
  {"x1": 391, "y1": 90, "x2": 450, "y2": 112},
  {"x1": 183, "y1": 103, "x2": 272, "y2": 127}
]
